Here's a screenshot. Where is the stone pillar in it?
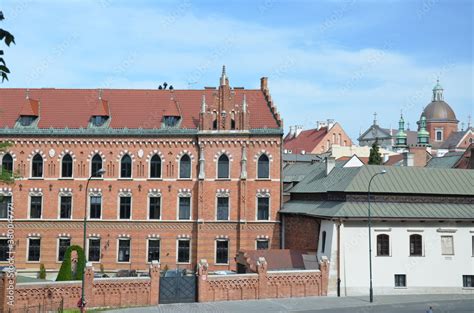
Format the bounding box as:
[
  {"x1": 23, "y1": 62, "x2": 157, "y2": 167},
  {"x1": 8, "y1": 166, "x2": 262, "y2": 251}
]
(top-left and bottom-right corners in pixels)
[
  {"x1": 256, "y1": 257, "x2": 268, "y2": 299},
  {"x1": 83, "y1": 263, "x2": 94, "y2": 308},
  {"x1": 197, "y1": 259, "x2": 209, "y2": 302},
  {"x1": 319, "y1": 256, "x2": 329, "y2": 296},
  {"x1": 149, "y1": 261, "x2": 160, "y2": 305}
]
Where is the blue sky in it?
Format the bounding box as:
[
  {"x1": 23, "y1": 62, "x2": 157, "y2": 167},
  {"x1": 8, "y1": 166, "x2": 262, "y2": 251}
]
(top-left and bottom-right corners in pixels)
[{"x1": 1, "y1": 0, "x2": 472, "y2": 140}]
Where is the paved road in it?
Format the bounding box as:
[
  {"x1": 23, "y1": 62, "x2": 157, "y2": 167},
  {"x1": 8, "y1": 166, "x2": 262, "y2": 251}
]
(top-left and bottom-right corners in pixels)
[{"x1": 108, "y1": 294, "x2": 474, "y2": 313}]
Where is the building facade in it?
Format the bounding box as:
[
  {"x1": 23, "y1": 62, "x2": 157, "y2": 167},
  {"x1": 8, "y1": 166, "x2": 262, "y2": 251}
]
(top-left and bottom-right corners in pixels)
[
  {"x1": 281, "y1": 162, "x2": 474, "y2": 295},
  {"x1": 0, "y1": 68, "x2": 283, "y2": 277}
]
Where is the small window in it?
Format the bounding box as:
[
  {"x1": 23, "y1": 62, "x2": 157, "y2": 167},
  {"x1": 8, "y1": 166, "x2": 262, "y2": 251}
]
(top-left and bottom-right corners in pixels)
[
  {"x1": 0, "y1": 196, "x2": 12, "y2": 219},
  {"x1": 321, "y1": 231, "x2": 327, "y2": 253},
  {"x1": 90, "y1": 196, "x2": 102, "y2": 219},
  {"x1": 118, "y1": 239, "x2": 130, "y2": 262},
  {"x1": 217, "y1": 154, "x2": 230, "y2": 179},
  {"x1": 19, "y1": 116, "x2": 36, "y2": 126},
  {"x1": 216, "y1": 240, "x2": 229, "y2": 264},
  {"x1": 60, "y1": 196, "x2": 72, "y2": 219},
  {"x1": 441, "y1": 236, "x2": 454, "y2": 255},
  {"x1": 28, "y1": 238, "x2": 41, "y2": 262},
  {"x1": 177, "y1": 239, "x2": 190, "y2": 263},
  {"x1": 31, "y1": 154, "x2": 43, "y2": 178},
  {"x1": 88, "y1": 238, "x2": 101, "y2": 262},
  {"x1": 120, "y1": 155, "x2": 132, "y2": 178},
  {"x1": 2, "y1": 153, "x2": 13, "y2": 176},
  {"x1": 216, "y1": 197, "x2": 229, "y2": 220},
  {"x1": 91, "y1": 154, "x2": 103, "y2": 177},
  {"x1": 149, "y1": 197, "x2": 161, "y2": 220},
  {"x1": 463, "y1": 275, "x2": 474, "y2": 288},
  {"x1": 436, "y1": 130, "x2": 443, "y2": 141},
  {"x1": 257, "y1": 154, "x2": 270, "y2": 179},
  {"x1": 394, "y1": 274, "x2": 406, "y2": 287},
  {"x1": 150, "y1": 155, "x2": 162, "y2": 178},
  {"x1": 179, "y1": 154, "x2": 191, "y2": 179},
  {"x1": 163, "y1": 116, "x2": 180, "y2": 128},
  {"x1": 30, "y1": 196, "x2": 42, "y2": 219},
  {"x1": 91, "y1": 116, "x2": 107, "y2": 127},
  {"x1": 377, "y1": 234, "x2": 390, "y2": 256},
  {"x1": 257, "y1": 197, "x2": 269, "y2": 220},
  {"x1": 58, "y1": 238, "x2": 71, "y2": 262},
  {"x1": 409, "y1": 234, "x2": 423, "y2": 256},
  {"x1": 256, "y1": 239, "x2": 269, "y2": 250},
  {"x1": 178, "y1": 197, "x2": 191, "y2": 220},
  {"x1": 0, "y1": 239, "x2": 9, "y2": 261},
  {"x1": 148, "y1": 239, "x2": 160, "y2": 263},
  {"x1": 61, "y1": 154, "x2": 73, "y2": 178},
  {"x1": 119, "y1": 196, "x2": 131, "y2": 219}
]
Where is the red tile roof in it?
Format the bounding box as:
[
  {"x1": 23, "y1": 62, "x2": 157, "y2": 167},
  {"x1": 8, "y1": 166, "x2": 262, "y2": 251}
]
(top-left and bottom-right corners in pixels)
[
  {"x1": 284, "y1": 127, "x2": 328, "y2": 153},
  {"x1": 19, "y1": 98, "x2": 40, "y2": 116},
  {"x1": 0, "y1": 88, "x2": 279, "y2": 129},
  {"x1": 91, "y1": 99, "x2": 110, "y2": 116}
]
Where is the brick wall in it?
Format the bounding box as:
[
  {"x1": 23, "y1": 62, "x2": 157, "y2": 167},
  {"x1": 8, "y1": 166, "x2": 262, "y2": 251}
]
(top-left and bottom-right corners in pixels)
[
  {"x1": 283, "y1": 215, "x2": 320, "y2": 251},
  {"x1": 197, "y1": 257, "x2": 329, "y2": 302},
  {"x1": 0, "y1": 262, "x2": 160, "y2": 312}
]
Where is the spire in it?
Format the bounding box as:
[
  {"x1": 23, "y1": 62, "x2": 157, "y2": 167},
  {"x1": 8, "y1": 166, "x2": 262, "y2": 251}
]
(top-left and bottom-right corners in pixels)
[
  {"x1": 373, "y1": 112, "x2": 377, "y2": 126},
  {"x1": 242, "y1": 94, "x2": 247, "y2": 113},
  {"x1": 417, "y1": 113, "x2": 430, "y2": 145},
  {"x1": 432, "y1": 78, "x2": 444, "y2": 101},
  {"x1": 395, "y1": 113, "x2": 407, "y2": 147},
  {"x1": 201, "y1": 95, "x2": 206, "y2": 113},
  {"x1": 220, "y1": 65, "x2": 227, "y2": 86}
]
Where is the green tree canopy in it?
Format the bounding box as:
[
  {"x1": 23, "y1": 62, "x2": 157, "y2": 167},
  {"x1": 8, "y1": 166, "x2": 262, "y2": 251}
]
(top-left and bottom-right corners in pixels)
[
  {"x1": 368, "y1": 141, "x2": 382, "y2": 165},
  {"x1": 0, "y1": 11, "x2": 15, "y2": 82},
  {"x1": 56, "y1": 245, "x2": 87, "y2": 281}
]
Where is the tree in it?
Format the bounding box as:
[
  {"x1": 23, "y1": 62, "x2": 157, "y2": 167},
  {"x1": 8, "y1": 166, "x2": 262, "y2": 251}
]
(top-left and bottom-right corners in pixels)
[
  {"x1": 39, "y1": 263, "x2": 47, "y2": 279},
  {"x1": 0, "y1": 142, "x2": 18, "y2": 183},
  {"x1": 56, "y1": 245, "x2": 87, "y2": 281},
  {"x1": 368, "y1": 141, "x2": 382, "y2": 165},
  {"x1": 0, "y1": 11, "x2": 15, "y2": 82}
]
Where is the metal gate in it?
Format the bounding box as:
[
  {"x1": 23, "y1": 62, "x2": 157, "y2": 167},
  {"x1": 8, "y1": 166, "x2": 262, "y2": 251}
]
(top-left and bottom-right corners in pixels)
[{"x1": 159, "y1": 274, "x2": 196, "y2": 304}]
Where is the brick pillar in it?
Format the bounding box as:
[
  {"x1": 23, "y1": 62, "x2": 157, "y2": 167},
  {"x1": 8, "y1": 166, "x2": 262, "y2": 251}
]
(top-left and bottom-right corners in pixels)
[
  {"x1": 1, "y1": 269, "x2": 16, "y2": 313},
  {"x1": 319, "y1": 256, "x2": 329, "y2": 296},
  {"x1": 197, "y1": 259, "x2": 209, "y2": 302},
  {"x1": 256, "y1": 257, "x2": 268, "y2": 299},
  {"x1": 83, "y1": 263, "x2": 94, "y2": 309},
  {"x1": 149, "y1": 261, "x2": 160, "y2": 305}
]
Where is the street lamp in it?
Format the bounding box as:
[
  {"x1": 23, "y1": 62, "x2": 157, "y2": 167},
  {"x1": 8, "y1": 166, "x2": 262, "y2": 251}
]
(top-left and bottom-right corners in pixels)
[
  {"x1": 367, "y1": 169, "x2": 386, "y2": 303},
  {"x1": 80, "y1": 168, "x2": 105, "y2": 312}
]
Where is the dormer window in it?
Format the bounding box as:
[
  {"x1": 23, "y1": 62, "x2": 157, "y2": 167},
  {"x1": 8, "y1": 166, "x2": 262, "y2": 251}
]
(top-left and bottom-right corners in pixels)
[
  {"x1": 163, "y1": 116, "x2": 180, "y2": 128},
  {"x1": 19, "y1": 116, "x2": 36, "y2": 126},
  {"x1": 91, "y1": 116, "x2": 108, "y2": 127}
]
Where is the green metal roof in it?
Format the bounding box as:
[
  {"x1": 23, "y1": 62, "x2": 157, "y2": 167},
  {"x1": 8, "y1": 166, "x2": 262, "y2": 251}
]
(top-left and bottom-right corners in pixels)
[
  {"x1": 290, "y1": 164, "x2": 474, "y2": 196},
  {"x1": 426, "y1": 154, "x2": 463, "y2": 168},
  {"x1": 281, "y1": 200, "x2": 474, "y2": 220},
  {"x1": 283, "y1": 162, "x2": 324, "y2": 183}
]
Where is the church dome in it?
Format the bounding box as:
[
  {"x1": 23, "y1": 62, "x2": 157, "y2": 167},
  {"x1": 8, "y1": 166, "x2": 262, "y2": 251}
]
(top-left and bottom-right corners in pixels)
[{"x1": 421, "y1": 80, "x2": 458, "y2": 122}]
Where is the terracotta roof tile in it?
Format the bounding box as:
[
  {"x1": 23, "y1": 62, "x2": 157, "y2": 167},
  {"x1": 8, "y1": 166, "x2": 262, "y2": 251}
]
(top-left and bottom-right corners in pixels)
[
  {"x1": 19, "y1": 98, "x2": 40, "y2": 116},
  {"x1": 284, "y1": 127, "x2": 328, "y2": 153},
  {"x1": 0, "y1": 88, "x2": 279, "y2": 129}
]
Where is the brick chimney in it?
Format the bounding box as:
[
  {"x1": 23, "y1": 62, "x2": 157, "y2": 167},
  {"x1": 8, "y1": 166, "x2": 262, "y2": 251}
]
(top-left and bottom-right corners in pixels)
[
  {"x1": 403, "y1": 152, "x2": 414, "y2": 167},
  {"x1": 260, "y1": 77, "x2": 268, "y2": 91}
]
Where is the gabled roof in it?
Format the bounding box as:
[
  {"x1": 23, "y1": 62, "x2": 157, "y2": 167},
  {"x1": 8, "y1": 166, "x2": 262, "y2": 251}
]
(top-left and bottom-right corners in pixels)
[
  {"x1": 290, "y1": 164, "x2": 474, "y2": 196},
  {"x1": 0, "y1": 88, "x2": 280, "y2": 129},
  {"x1": 281, "y1": 200, "x2": 474, "y2": 220},
  {"x1": 91, "y1": 99, "x2": 110, "y2": 116},
  {"x1": 162, "y1": 96, "x2": 181, "y2": 117},
  {"x1": 283, "y1": 127, "x2": 328, "y2": 153},
  {"x1": 19, "y1": 98, "x2": 40, "y2": 116},
  {"x1": 426, "y1": 152, "x2": 464, "y2": 168},
  {"x1": 440, "y1": 128, "x2": 472, "y2": 149}
]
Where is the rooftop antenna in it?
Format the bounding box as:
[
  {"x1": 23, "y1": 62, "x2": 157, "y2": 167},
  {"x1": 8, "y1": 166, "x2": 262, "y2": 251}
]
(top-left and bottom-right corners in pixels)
[{"x1": 468, "y1": 114, "x2": 472, "y2": 129}]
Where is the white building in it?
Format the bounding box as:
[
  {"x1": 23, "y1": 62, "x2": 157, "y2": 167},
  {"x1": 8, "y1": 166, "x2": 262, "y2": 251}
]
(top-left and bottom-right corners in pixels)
[{"x1": 281, "y1": 163, "x2": 474, "y2": 296}]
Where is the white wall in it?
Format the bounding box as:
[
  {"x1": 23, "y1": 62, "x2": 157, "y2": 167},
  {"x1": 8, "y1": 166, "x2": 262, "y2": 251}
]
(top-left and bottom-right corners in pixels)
[{"x1": 318, "y1": 220, "x2": 474, "y2": 296}]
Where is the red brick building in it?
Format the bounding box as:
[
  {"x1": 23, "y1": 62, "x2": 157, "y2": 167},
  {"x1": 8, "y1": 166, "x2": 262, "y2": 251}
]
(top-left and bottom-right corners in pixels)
[{"x1": 0, "y1": 67, "x2": 283, "y2": 276}]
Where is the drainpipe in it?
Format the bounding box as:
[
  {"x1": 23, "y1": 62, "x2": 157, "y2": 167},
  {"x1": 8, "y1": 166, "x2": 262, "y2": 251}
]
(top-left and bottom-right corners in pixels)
[{"x1": 337, "y1": 219, "x2": 341, "y2": 297}]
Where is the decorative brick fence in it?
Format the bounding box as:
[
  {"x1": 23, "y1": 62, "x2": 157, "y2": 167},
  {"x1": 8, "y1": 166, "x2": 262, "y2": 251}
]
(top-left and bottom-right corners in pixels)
[
  {"x1": 0, "y1": 262, "x2": 160, "y2": 313},
  {"x1": 197, "y1": 257, "x2": 329, "y2": 302}
]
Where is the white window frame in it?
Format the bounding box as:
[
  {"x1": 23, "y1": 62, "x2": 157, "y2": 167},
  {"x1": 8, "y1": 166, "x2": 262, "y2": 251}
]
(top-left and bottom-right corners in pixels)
[
  {"x1": 216, "y1": 153, "x2": 231, "y2": 180},
  {"x1": 256, "y1": 153, "x2": 271, "y2": 180},
  {"x1": 117, "y1": 195, "x2": 133, "y2": 220},
  {"x1": 215, "y1": 195, "x2": 230, "y2": 221},
  {"x1": 87, "y1": 237, "x2": 101, "y2": 263},
  {"x1": 177, "y1": 195, "x2": 192, "y2": 221},
  {"x1": 58, "y1": 194, "x2": 73, "y2": 219},
  {"x1": 215, "y1": 239, "x2": 229, "y2": 265},
  {"x1": 56, "y1": 237, "x2": 71, "y2": 263},
  {"x1": 90, "y1": 153, "x2": 104, "y2": 179},
  {"x1": 89, "y1": 194, "x2": 102, "y2": 220},
  {"x1": 119, "y1": 154, "x2": 133, "y2": 179},
  {"x1": 146, "y1": 238, "x2": 161, "y2": 264},
  {"x1": 117, "y1": 238, "x2": 131, "y2": 263},
  {"x1": 30, "y1": 153, "x2": 44, "y2": 179},
  {"x1": 408, "y1": 233, "x2": 424, "y2": 257},
  {"x1": 178, "y1": 154, "x2": 192, "y2": 180},
  {"x1": 376, "y1": 233, "x2": 392, "y2": 257},
  {"x1": 256, "y1": 195, "x2": 271, "y2": 221},
  {"x1": 441, "y1": 235, "x2": 454, "y2": 256},
  {"x1": 147, "y1": 195, "x2": 162, "y2": 220},
  {"x1": 26, "y1": 237, "x2": 41, "y2": 263},
  {"x1": 28, "y1": 194, "x2": 43, "y2": 219},
  {"x1": 176, "y1": 238, "x2": 191, "y2": 264},
  {"x1": 256, "y1": 239, "x2": 270, "y2": 250},
  {"x1": 60, "y1": 153, "x2": 74, "y2": 179},
  {"x1": 148, "y1": 154, "x2": 163, "y2": 179}
]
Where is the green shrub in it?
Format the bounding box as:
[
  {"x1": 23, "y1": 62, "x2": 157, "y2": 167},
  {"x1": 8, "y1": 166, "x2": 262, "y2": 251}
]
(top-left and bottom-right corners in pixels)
[
  {"x1": 56, "y1": 245, "x2": 86, "y2": 281},
  {"x1": 39, "y1": 263, "x2": 46, "y2": 279}
]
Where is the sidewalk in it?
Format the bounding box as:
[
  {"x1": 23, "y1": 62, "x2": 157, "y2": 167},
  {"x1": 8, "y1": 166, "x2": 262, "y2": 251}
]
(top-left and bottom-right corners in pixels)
[{"x1": 107, "y1": 294, "x2": 474, "y2": 313}]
